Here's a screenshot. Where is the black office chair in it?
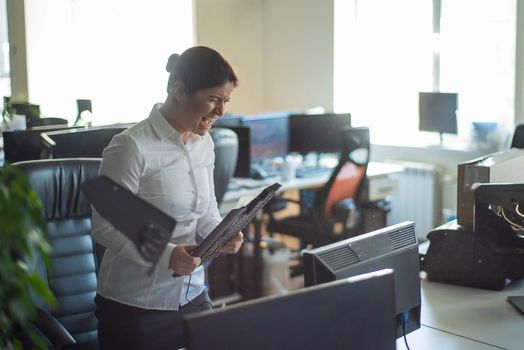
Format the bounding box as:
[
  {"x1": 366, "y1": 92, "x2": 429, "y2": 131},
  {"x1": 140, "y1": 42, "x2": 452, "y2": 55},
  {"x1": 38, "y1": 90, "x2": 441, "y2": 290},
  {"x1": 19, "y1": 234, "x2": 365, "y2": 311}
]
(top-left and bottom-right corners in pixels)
[
  {"x1": 13, "y1": 158, "x2": 102, "y2": 350},
  {"x1": 267, "y1": 127, "x2": 371, "y2": 250},
  {"x1": 74, "y1": 100, "x2": 93, "y2": 126},
  {"x1": 511, "y1": 124, "x2": 524, "y2": 149},
  {"x1": 210, "y1": 127, "x2": 239, "y2": 206}
]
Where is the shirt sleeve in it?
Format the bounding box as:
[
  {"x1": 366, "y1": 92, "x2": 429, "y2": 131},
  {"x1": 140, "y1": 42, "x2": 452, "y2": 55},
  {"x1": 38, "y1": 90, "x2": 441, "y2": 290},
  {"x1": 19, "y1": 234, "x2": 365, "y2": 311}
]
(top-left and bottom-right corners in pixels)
[{"x1": 90, "y1": 132, "x2": 176, "y2": 269}]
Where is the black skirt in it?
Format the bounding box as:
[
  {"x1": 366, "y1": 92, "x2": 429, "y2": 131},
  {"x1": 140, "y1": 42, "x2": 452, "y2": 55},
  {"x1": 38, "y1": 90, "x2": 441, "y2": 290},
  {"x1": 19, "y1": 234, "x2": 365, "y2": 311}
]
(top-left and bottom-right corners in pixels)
[{"x1": 95, "y1": 291, "x2": 212, "y2": 350}]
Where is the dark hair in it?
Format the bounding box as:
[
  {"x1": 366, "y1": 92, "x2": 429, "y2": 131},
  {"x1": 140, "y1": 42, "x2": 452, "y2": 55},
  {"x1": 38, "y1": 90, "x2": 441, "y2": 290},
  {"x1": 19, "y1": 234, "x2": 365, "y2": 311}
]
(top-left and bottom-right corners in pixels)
[{"x1": 166, "y1": 46, "x2": 238, "y2": 95}]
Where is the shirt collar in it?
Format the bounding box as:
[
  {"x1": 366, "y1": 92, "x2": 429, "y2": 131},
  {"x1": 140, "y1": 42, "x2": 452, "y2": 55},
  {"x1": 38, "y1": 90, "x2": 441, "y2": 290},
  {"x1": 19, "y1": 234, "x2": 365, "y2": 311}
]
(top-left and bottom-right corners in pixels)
[
  {"x1": 149, "y1": 103, "x2": 177, "y2": 140},
  {"x1": 148, "y1": 103, "x2": 204, "y2": 145}
]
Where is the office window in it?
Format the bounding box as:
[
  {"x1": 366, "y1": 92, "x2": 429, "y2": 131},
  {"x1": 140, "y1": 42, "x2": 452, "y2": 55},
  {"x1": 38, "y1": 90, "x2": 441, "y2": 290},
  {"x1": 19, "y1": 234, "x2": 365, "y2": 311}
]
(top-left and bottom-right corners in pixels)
[
  {"x1": 24, "y1": 0, "x2": 193, "y2": 125},
  {"x1": 334, "y1": 0, "x2": 516, "y2": 145},
  {"x1": 0, "y1": 0, "x2": 10, "y2": 98}
]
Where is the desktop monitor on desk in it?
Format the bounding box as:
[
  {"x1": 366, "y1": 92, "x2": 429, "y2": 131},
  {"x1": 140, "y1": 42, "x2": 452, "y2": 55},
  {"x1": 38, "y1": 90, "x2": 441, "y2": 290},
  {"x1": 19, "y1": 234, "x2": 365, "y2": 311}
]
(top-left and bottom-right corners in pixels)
[
  {"x1": 419, "y1": 92, "x2": 458, "y2": 143},
  {"x1": 241, "y1": 111, "x2": 291, "y2": 178},
  {"x1": 2, "y1": 125, "x2": 80, "y2": 164},
  {"x1": 241, "y1": 111, "x2": 290, "y2": 163},
  {"x1": 184, "y1": 269, "x2": 397, "y2": 350},
  {"x1": 303, "y1": 221, "x2": 421, "y2": 339},
  {"x1": 289, "y1": 113, "x2": 351, "y2": 154},
  {"x1": 213, "y1": 113, "x2": 244, "y2": 127},
  {"x1": 41, "y1": 125, "x2": 128, "y2": 158}
]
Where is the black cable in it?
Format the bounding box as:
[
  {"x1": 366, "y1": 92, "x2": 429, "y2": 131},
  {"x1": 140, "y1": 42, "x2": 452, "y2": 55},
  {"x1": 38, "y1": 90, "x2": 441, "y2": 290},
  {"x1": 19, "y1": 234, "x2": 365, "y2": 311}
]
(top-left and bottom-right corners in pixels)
[
  {"x1": 184, "y1": 273, "x2": 214, "y2": 309},
  {"x1": 401, "y1": 311, "x2": 411, "y2": 350}
]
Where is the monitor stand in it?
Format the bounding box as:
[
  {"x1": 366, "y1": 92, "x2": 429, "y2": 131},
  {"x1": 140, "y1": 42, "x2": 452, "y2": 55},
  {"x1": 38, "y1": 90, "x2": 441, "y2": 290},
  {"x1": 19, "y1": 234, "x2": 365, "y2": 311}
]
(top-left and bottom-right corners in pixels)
[{"x1": 424, "y1": 132, "x2": 446, "y2": 149}]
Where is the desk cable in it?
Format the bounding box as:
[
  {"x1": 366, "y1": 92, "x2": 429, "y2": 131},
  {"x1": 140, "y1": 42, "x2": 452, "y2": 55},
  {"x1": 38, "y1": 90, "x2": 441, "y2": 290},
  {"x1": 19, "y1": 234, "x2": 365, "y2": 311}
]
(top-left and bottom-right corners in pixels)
[
  {"x1": 401, "y1": 311, "x2": 411, "y2": 350},
  {"x1": 184, "y1": 273, "x2": 214, "y2": 309}
]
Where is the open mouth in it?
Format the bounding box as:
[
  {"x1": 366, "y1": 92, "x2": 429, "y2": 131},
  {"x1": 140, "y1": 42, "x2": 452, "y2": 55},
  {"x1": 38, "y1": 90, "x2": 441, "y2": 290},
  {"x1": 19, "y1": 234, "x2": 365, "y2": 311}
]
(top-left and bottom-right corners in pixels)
[{"x1": 200, "y1": 115, "x2": 217, "y2": 129}]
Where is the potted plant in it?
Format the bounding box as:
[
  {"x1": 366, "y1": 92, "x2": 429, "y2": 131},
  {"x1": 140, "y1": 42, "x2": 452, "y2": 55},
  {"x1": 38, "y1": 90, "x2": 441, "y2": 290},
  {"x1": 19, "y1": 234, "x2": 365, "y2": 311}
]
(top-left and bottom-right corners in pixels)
[{"x1": 0, "y1": 165, "x2": 56, "y2": 350}]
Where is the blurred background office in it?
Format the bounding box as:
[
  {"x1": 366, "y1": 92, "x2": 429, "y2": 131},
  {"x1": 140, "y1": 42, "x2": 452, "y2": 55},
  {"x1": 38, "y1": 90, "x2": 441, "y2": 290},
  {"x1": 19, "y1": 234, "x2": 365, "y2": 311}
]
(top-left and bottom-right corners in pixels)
[{"x1": 1, "y1": 0, "x2": 523, "y2": 235}]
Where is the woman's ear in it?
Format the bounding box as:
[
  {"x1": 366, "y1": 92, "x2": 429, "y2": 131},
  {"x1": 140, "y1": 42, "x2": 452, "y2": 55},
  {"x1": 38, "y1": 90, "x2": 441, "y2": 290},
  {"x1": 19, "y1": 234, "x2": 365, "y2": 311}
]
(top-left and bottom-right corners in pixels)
[{"x1": 172, "y1": 80, "x2": 186, "y2": 102}]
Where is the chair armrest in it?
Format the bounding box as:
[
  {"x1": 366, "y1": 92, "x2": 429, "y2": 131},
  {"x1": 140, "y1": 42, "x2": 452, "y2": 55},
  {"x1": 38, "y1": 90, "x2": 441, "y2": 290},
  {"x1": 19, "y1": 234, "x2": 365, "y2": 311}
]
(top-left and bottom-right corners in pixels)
[
  {"x1": 33, "y1": 308, "x2": 76, "y2": 348},
  {"x1": 361, "y1": 198, "x2": 391, "y2": 213}
]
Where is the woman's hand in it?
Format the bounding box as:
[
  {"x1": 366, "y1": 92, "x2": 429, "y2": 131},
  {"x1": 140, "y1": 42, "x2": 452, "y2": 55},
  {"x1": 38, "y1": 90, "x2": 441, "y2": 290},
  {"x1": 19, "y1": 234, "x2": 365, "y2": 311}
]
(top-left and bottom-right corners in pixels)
[
  {"x1": 220, "y1": 232, "x2": 244, "y2": 254},
  {"x1": 169, "y1": 245, "x2": 201, "y2": 276}
]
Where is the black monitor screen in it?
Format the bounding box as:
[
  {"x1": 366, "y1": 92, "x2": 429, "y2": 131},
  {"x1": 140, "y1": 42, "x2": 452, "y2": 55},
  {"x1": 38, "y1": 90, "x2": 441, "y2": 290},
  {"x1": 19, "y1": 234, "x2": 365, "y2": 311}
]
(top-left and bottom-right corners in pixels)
[
  {"x1": 213, "y1": 114, "x2": 244, "y2": 127},
  {"x1": 212, "y1": 126, "x2": 250, "y2": 178},
  {"x1": 2, "y1": 125, "x2": 79, "y2": 164},
  {"x1": 42, "y1": 126, "x2": 129, "y2": 158},
  {"x1": 184, "y1": 269, "x2": 396, "y2": 350},
  {"x1": 419, "y1": 92, "x2": 458, "y2": 135},
  {"x1": 241, "y1": 112, "x2": 290, "y2": 162},
  {"x1": 289, "y1": 113, "x2": 351, "y2": 154},
  {"x1": 303, "y1": 221, "x2": 421, "y2": 339}
]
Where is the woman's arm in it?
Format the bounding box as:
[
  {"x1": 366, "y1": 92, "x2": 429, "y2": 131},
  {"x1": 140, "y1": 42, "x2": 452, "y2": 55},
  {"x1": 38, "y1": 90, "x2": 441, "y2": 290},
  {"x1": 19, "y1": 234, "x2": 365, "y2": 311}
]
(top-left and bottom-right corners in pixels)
[{"x1": 91, "y1": 133, "x2": 176, "y2": 268}]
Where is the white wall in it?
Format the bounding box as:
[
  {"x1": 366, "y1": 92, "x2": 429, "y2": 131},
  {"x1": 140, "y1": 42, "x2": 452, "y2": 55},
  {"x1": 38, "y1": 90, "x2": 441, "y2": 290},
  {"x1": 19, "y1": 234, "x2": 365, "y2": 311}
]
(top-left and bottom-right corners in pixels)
[
  {"x1": 6, "y1": 0, "x2": 27, "y2": 101},
  {"x1": 262, "y1": 0, "x2": 333, "y2": 113},
  {"x1": 194, "y1": 0, "x2": 264, "y2": 115},
  {"x1": 194, "y1": 0, "x2": 334, "y2": 115}
]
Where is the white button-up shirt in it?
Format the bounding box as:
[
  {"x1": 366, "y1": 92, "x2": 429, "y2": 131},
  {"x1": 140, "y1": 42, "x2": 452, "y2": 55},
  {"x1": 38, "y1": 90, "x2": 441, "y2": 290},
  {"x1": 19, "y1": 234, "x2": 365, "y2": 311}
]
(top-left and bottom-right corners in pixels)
[{"x1": 91, "y1": 104, "x2": 222, "y2": 310}]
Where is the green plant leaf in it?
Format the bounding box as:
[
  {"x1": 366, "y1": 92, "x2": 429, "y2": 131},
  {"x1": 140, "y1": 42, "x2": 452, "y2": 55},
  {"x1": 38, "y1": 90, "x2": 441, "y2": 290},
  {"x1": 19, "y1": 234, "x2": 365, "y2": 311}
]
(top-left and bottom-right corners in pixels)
[{"x1": 0, "y1": 166, "x2": 55, "y2": 348}]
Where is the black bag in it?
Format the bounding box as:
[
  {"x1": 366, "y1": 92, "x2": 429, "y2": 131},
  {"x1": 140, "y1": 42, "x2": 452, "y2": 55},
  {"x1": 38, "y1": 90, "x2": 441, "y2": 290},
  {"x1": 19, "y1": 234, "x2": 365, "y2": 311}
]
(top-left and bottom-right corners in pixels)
[{"x1": 422, "y1": 184, "x2": 524, "y2": 290}]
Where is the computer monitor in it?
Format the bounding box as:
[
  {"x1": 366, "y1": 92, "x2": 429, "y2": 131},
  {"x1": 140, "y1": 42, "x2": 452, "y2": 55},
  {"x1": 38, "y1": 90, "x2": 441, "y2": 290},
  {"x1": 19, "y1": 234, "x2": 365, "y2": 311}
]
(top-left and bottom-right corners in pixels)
[
  {"x1": 303, "y1": 221, "x2": 421, "y2": 339},
  {"x1": 2, "y1": 125, "x2": 79, "y2": 164},
  {"x1": 41, "y1": 125, "x2": 129, "y2": 158},
  {"x1": 213, "y1": 114, "x2": 244, "y2": 127},
  {"x1": 289, "y1": 113, "x2": 351, "y2": 154},
  {"x1": 211, "y1": 126, "x2": 251, "y2": 178},
  {"x1": 241, "y1": 111, "x2": 290, "y2": 163},
  {"x1": 419, "y1": 92, "x2": 458, "y2": 142},
  {"x1": 184, "y1": 269, "x2": 397, "y2": 350}
]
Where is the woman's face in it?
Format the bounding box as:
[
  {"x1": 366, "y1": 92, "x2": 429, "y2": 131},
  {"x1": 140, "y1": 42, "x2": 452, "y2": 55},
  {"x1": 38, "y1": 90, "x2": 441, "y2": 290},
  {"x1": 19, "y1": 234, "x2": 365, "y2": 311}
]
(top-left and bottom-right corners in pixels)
[{"x1": 176, "y1": 81, "x2": 235, "y2": 137}]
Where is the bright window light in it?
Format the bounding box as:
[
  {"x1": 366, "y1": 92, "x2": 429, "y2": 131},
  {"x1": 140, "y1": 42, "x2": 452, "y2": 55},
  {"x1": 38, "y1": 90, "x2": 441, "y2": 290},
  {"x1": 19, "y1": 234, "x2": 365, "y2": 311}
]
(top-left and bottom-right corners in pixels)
[
  {"x1": 334, "y1": 0, "x2": 516, "y2": 147},
  {"x1": 25, "y1": 0, "x2": 194, "y2": 125}
]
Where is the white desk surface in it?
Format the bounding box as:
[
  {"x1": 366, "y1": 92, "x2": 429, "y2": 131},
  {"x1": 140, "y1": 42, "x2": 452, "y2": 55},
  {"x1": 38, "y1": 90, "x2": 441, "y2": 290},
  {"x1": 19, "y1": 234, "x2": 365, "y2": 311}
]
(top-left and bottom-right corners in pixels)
[
  {"x1": 416, "y1": 279, "x2": 524, "y2": 349},
  {"x1": 396, "y1": 325, "x2": 504, "y2": 350},
  {"x1": 221, "y1": 161, "x2": 403, "y2": 205}
]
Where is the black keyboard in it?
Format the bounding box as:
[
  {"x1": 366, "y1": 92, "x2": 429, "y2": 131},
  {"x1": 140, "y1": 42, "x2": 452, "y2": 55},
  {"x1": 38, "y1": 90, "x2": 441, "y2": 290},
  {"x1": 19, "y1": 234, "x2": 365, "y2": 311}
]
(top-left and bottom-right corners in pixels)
[
  {"x1": 295, "y1": 167, "x2": 332, "y2": 178},
  {"x1": 193, "y1": 183, "x2": 282, "y2": 265}
]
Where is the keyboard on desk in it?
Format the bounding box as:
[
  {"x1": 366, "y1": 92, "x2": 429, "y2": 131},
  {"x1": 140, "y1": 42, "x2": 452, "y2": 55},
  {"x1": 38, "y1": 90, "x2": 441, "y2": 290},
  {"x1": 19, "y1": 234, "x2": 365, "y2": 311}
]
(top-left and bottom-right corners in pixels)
[
  {"x1": 295, "y1": 166, "x2": 332, "y2": 178},
  {"x1": 229, "y1": 178, "x2": 269, "y2": 190}
]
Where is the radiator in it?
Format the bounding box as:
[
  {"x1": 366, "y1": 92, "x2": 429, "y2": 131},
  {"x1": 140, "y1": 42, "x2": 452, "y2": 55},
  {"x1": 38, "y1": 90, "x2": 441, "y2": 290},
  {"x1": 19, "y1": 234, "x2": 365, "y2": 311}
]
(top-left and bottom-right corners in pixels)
[{"x1": 387, "y1": 162, "x2": 441, "y2": 242}]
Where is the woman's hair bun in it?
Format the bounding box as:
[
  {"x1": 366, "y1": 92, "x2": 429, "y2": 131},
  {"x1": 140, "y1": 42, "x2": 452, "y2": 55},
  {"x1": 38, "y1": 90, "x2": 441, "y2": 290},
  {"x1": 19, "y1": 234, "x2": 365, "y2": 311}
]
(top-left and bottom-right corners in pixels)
[{"x1": 166, "y1": 53, "x2": 179, "y2": 73}]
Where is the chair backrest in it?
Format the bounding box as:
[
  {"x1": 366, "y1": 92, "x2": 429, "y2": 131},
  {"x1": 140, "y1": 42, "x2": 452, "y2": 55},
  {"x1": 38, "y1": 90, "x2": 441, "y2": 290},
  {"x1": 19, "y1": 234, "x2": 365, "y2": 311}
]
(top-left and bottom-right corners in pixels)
[
  {"x1": 316, "y1": 127, "x2": 370, "y2": 219},
  {"x1": 511, "y1": 124, "x2": 524, "y2": 149},
  {"x1": 210, "y1": 127, "x2": 239, "y2": 206},
  {"x1": 13, "y1": 158, "x2": 102, "y2": 345}
]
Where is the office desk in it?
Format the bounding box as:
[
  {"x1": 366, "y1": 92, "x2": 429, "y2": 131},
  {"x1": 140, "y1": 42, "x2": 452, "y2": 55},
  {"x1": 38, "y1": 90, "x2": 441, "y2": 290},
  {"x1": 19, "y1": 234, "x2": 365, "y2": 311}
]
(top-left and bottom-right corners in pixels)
[
  {"x1": 218, "y1": 162, "x2": 402, "y2": 299},
  {"x1": 420, "y1": 279, "x2": 524, "y2": 349},
  {"x1": 396, "y1": 325, "x2": 504, "y2": 349},
  {"x1": 220, "y1": 161, "x2": 403, "y2": 214},
  {"x1": 398, "y1": 279, "x2": 524, "y2": 349}
]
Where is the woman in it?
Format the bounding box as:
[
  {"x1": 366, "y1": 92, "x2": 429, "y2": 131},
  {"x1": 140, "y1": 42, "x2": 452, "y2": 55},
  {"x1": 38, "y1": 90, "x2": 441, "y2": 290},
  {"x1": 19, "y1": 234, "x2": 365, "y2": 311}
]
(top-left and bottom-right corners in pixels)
[{"x1": 91, "y1": 46, "x2": 243, "y2": 350}]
